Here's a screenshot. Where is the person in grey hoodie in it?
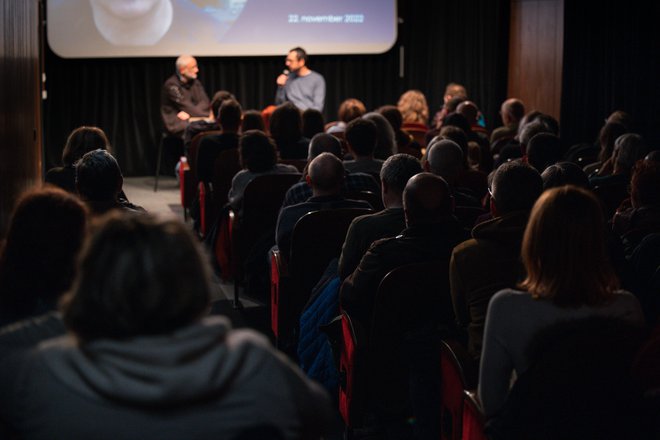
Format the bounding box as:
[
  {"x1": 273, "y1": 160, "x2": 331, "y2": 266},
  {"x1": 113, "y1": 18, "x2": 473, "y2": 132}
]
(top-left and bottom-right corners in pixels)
[{"x1": 0, "y1": 213, "x2": 332, "y2": 440}]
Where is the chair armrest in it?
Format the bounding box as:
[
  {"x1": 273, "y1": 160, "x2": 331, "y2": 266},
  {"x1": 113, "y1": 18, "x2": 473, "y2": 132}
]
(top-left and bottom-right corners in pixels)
[{"x1": 462, "y1": 390, "x2": 487, "y2": 440}]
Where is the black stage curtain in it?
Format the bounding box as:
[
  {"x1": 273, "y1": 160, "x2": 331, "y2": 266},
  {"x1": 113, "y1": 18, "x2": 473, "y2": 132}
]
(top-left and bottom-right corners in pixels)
[
  {"x1": 561, "y1": 2, "x2": 660, "y2": 149},
  {"x1": 43, "y1": 0, "x2": 510, "y2": 176}
]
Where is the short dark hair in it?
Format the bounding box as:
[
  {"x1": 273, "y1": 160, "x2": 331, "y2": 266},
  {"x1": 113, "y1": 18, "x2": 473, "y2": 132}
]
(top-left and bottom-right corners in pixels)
[
  {"x1": 541, "y1": 162, "x2": 590, "y2": 190},
  {"x1": 491, "y1": 161, "x2": 543, "y2": 215},
  {"x1": 302, "y1": 108, "x2": 325, "y2": 139},
  {"x1": 403, "y1": 173, "x2": 453, "y2": 224},
  {"x1": 526, "y1": 132, "x2": 562, "y2": 172},
  {"x1": 380, "y1": 154, "x2": 422, "y2": 195},
  {"x1": 62, "y1": 214, "x2": 212, "y2": 341},
  {"x1": 75, "y1": 149, "x2": 122, "y2": 201},
  {"x1": 338, "y1": 99, "x2": 366, "y2": 123},
  {"x1": 239, "y1": 130, "x2": 277, "y2": 172},
  {"x1": 308, "y1": 133, "x2": 342, "y2": 160},
  {"x1": 211, "y1": 90, "x2": 236, "y2": 118},
  {"x1": 269, "y1": 102, "x2": 302, "y2": 145},
  {"x1": 242, "y1": 109, "x2": 265, "y2": 132},
  {"x1": 308, "y1": 152, "x2": 345, "y2": 192},
  {"x1": 345, "y1": 119, "x2": 378, "y2": 156},
  {"x1": 377, "y1": 105, "x2": 403, "y2": 131},
  {"x1": 289, "y1": 47, "x2": 307, "y2": 63},
  {"x1": 62, "y1": 126, "x2": 110, "y2": 166},
  {"x1": 219, "y1": 99, "x2": 242, "y2": 131}
]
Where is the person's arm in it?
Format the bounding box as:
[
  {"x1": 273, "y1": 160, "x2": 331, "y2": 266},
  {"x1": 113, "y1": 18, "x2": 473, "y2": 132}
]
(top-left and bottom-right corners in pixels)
[
  {"x1": 275, "y1": 85, "x2": 287, "y2": 106},
  {"x1": 478, "y1": 292, "x2": 514, "y2": 417},
  {"x1": 312, "y1": 74, "x2": 325, "y2": 111},
  {"x1": 190, "y1": 81, "x2": 211, "y2": 117},
  {"x1": 161, "y1": 82, "x2": 189, "y2": 134}
]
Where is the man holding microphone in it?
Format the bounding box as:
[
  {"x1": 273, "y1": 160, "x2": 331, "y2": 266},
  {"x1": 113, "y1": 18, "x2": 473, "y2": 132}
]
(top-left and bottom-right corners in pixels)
[{"x1": 275, "y1": 47, "x2": 326, "y2": 112}]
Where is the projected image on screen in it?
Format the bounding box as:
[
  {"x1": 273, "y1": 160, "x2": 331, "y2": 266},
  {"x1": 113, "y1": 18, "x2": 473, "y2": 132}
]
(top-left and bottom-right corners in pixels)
[{"x1": 47, "y1": 0, "x2": 397, "y2": 58}]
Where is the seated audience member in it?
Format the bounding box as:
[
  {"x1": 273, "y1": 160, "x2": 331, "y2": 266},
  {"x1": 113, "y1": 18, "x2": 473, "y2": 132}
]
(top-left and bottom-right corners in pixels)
[
  {"x1": 338, "y1": 154, "x2": 422, "y2": 280},
  {"x1": 281, "y1": 137, "x2": 380, "y2": 208},
  {"x1": 541, "y1": 161, "x2": 590, "y2": 190},
  {"x1": 450, "y1": 162, "x2": 543, "y2": 359},
  {"x1": 326, "y1": 98, "x2": 366, "y2": 136},
  {"x1": 436, "y1": 124, "x2": 489, "y2": 198},
  {"x1": 0, "y1": 187, "x2": 87, "y2": 329},
  {"x1": 227, "y1": 130, "x2": 299, "y2": 212},
  {"x1": 340, "y1": 173, "x2": 468, "y2": 329},
  {"x1": 45, "y1": 126, "x2": 110, "y2": 193},
  {"x1": 343, "y1": 118, "x2": 384, "y2": 175},
  {"x1": 611, "y1": 160, "x2": 660, "y2": 254},
  {"x1": 269, "y1": 102, "x2": 309, "y2": 159},
  {"x1": 490, "y1": 98, "x2": 525, "y2": 145},
  {"x1": 301, "y1": 108, "x2": 325, "y2": 139},
  {"x1": 431, "y1": 82, "x2": 468, "y2": 129},
  {"x1": 0, "y1": 214, "x2": 332, "y2": 439},
  {"x1": 362, "y1": 112, "x2": 396, "y2": 160},
  {"x1": 457, "y1": 101, "x2": 493, "y2": 172},
  {"x1": 183, "y1": 90, "x2": 236, "y2": 152},
  {"x1": 275, "y1": 153, "x2": 372, "y2": 261},
  {"x1": 397, "y1": 89, "x2": 429, "y2": 127},
  {"x1": 241, "y1": 109, "x2": 265, "y2": 132},
  {"x1": 525, "y1": 132, "x2": 562, "y2": 173},
  {"x1": 583, "y1": 121, "x2": 628, "y2": 176},
  {"x1": 196, "y1": 99, "x2": 242, "y2": 183},
  {"x1": 478, "y1": 186, "x2": 645, "y2": 418},
  {"x1": 425, "y1": 139, "x2": 482, "y2": 209},
  {"x1": 75, "y1": 149, "x2": 145, "y2": 215},
  {"x1": 378, "y1": 105, "x2": 422, "y2": 157}
]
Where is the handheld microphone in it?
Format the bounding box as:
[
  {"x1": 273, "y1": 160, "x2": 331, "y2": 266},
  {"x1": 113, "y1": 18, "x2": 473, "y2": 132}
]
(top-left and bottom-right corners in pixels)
[{"x1": 282, "y1": 69, "x2": 290, "y2": 75}]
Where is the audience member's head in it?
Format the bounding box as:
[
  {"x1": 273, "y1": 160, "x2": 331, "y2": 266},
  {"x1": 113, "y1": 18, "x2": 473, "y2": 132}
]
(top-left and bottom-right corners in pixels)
[
  {"x1": 362, "y1": 112, "x2": 396, "y2": 159},
  {"x1": 541, "y1": 162, "x2": 590, "y2": 190},
  {"x1": 425, "y1": 139, "x2": 464, "y2": 185},
  {"x1": 302, "y1": 108, "x2": 325, "y2": 139},
  {"x1": 397, "y1": 89, "x2": 429, "y2": 125},
  {"x1": 0, "y1": 187, "x2": 87, "y2": 321},
  {"x1": 613, "y1": 133, "x2": 649, "y2": 175},
  {"x1": 520, "y1": 185, "x2": 618, "y2": 307},
  {"x1": 443, "y1": 112, "x2": 472, "y2": 135},
  {"x1": 377, "y1": 105, "x2": 404, "y2": 132},
  {"x1": 630, "y1": 160, "x2": 660, "y2": 209},
  {"x1": 516, "y1": 110, "x2": 543, "y2": 139},
  {"x1": 211, "y1": 90, "x2": 236, "y2": 120},
  {"x1": 403, "y1": 172, "x2": 453, "y2": 226},
  {"x1": 218, "y1": 99, "x2": 242, "y2": 132},
  {"x1": 444, "y1": 82, "x2": 467, "y2": 103},
  {"x1": 380, "y1": 154, "x2": 423, "y2": 207},
  {"x1": 62, "y1": 213, "x2": 211, "y2": 341},
  {"x1": 606, "y1": 110, "x2": 633, "y2": 131},
  {"x1": 62, "y1": 126, "x2": 110, "y2": 167},
  {"x1": 526, "y1": 132, "x2": 562, "y2": 172},
  {"x1": 489, "y1": 162, "x2": 542, "y2": 217},
  {"x1": 444, "y1": 96, "x2": 467, "y2": 114},
  {"x1": 307, "y1": 152, "x2": 345, "y2": 195},
  {"x1": 345, "y1": 119, "x2": 378, "y2": 158},
  {"x1": 457, "y1": 101, "x2": 480, "y2": 126},
  {"x1": 239, "y1": 130, "x2": 277, "y2": 172},
  {"x1": 269, "y1": 102, "x2": 303, "y2": 144},
  {"x1": 241, "y1": 110, "x2": 265, "y2": 132},
  {"x1": 75, "y1": 149, "x2": 123, "y2": 202},
  {"x1": 337, "y1": 98, "x2": 366, "y2": 123},
  {"x1": 500, "y1": 98, "x2": 525, "y2": 126},
  {"x1": 439, "y1": 125, "x2": 469, "y2": 168},
  {"x1": 597, "y1": 121, "x2": 628, "y2": 163},
  {"x1": 645, "y1": 150, "x2": 660, "y2": 162},
  {"x1": 308, "y1": 133, "x2": 342, "y2": 161}
]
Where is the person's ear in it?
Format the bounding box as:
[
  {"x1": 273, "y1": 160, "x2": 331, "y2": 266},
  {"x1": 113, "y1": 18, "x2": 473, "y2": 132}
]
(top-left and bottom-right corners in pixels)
[{"x1": 305, "y1": 174, "x2": 312, "y2": 187}]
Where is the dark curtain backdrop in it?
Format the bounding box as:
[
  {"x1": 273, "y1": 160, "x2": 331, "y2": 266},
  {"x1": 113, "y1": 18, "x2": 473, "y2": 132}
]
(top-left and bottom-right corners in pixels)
[
  {"x1": 43, "y1": 0, "x2": 510, "y2": 176},
  {"x1": 561, "y1": 2, "x2": 660, "y2": 149}
]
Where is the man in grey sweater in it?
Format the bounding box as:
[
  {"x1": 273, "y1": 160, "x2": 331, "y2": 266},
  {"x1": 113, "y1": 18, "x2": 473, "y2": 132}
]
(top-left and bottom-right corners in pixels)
[{"x1": 275, "y1": 47, "x2": 325, "y2": 111}]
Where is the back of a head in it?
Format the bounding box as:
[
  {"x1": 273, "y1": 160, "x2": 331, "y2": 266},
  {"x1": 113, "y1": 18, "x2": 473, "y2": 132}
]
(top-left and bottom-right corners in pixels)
[
  {"x1": 397, "y1": 89, "x2": 429, "y2": 125},
  {"x1": 242, "y1": 110, "x2": 265, "y2": 132},
  {"x1": 269, "y1": 102, "x2": 302, "y2": 143},
  {"x1": 63, "y1": 213, "x2": 211, "y2": 341},
  {"x1": 444, "y1": 83, "x2": 467, "y2": 100},
  {"x1": 337, "y1": 98, "x2": 366, "y2": 123},
  {"x1": 211, "y1": 90, "x2": 237, "y2": 118},
  {"x1": 457, "y1": 101, "x2": 479, "y2": 126},
  {"x1": 62, "y1": 126, "x2": 110, "y2": 166},
  {"x1": 444, "y1": 96, "x2": 466, "y2": 113},
  {"x1": 308, "y1": 152, "x2": 345, "y2": 193},
  {"x1": 439, "y1": 125, "x2": 469, "y2": 166},
  {"x1": 516, "y1": 110, "x2": 543, "y2": 139},
  {"x1": 598, "y1": 122, "x2": 628, "y2": 162},
  {"x1": 403, "y1": 172, "x2": 453, "y2": 225},
  {"x1": 502, "y1": 98, "x2": 525, "y2": 124},
  {"x1": 76, "y1": 149, "x2": 122, "y2": 201},
  {"x1": 345, "y1": 118, "x2": 378, "y2": 157},
  {"x1": 380, "y1": 154, "x2": 423, "y2": 195},
  {"x1": 541, "y1": 162, "x2": 590, "y2": 190},
  {"x1": 491, "y1": 162, "x2": 542, "y2": 215},
  {"x1": 443, "y1": 112, "x2": 472, "y2": 135},
  {"x1": 219, "y1": 99, "x2": 242, "y2": 132},
  {"x1": 519, "y1": 120, "x2": 551, "y2": 148},
  {"x1": 526, "y1": 132, "x2": 562, "y2": 172},
  {"x1": 614, "y1": 133, "x2": 649, "y2": 174},
  {"x1": 302, "y1": 108, "x2": 325, "y2": 139},
  {"x1": 426, "y1": 139, "x2": 464, "y2": 183},
  {"x1": 308, "y1": 133, "x2": 342, "y2": 161},
  {"x1": 630, "y1": 160, "x2": 660, "y2": 208},
  {"x1": 520, "y1": 186, "x2": 618, "y2": 307},
  {"x1": 606, "y1": 110, "x2": 633, "y2": 130},
  {"x1": 362, "y1": 112, "x2": 396, "y2": 159},
  {"x1": 377, "y1": 105, "x2": 403, "y2": 131},
  {"x1": 0, "y1": 187, "x2": 87, "y2": 312},
  {"x1": 239, "y1": 130, "x2": 277, "y2": 172}
]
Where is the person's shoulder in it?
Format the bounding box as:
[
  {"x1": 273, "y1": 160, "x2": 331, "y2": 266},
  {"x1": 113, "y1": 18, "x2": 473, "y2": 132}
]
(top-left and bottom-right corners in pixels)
[
  {"x1": 451, "y1": 237, "x2": 479, "y2": 258},
  {"x1": 490, "y1": 288, "x2": 531, "y2": 307}
]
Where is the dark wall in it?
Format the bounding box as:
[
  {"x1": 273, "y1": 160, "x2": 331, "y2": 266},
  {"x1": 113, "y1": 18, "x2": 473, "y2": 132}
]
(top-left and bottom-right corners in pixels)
[
  {"x1": 0, "y1": 0, "x2": 42, "y2": 237},
  {"x1": 43, "y1": 0, "x2": 510, "y2": 176},
  {"x1": 561, "y1": 2, "x2": 660, "y2": 148}
]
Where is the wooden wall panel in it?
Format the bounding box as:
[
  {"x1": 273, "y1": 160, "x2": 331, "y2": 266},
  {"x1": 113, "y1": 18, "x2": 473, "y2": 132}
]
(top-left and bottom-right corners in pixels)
[
  {"x1": 0, "y1": 0, "x2": 42, "y2": 237},
  {"x1": 508, "y1": 0, "x2": 563, "y2": 120}
]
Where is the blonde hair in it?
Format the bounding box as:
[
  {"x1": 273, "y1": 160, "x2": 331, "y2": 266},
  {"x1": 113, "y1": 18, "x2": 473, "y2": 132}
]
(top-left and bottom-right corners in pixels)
[{"x1": 397, "y1": 89, "x2": 429, "y2": 125}]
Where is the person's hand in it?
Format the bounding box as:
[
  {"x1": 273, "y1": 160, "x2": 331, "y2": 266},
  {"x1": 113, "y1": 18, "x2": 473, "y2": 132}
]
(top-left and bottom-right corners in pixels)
[
  {"x1": 276, "y1": 73, "x2": 288, "y2": 86},
  {"x1": 177, "y1": 111, "x2": 191, "y2": 121}
]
